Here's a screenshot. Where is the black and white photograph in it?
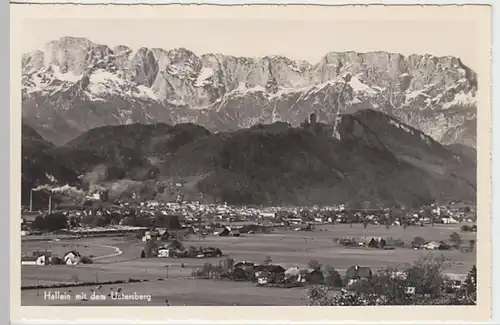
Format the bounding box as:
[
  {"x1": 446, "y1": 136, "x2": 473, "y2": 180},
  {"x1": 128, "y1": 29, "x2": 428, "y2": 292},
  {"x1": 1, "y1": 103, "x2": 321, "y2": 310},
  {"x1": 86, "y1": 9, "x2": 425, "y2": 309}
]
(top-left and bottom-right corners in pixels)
[{"x1": 11, "y1": 3, "x2": 491, "y2": 318}]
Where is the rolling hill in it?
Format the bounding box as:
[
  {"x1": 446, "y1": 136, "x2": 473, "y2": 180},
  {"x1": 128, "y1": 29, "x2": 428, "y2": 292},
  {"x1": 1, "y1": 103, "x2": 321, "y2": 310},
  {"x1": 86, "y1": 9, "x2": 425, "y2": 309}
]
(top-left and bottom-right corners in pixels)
[{"x1": 21, "y1": 109, "x2": 476, "y2": 208}]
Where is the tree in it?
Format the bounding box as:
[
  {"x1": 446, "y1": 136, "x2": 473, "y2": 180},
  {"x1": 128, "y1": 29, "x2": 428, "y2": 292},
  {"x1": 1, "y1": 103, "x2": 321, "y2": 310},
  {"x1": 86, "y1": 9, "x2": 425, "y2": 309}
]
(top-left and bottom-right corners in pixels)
[
  {"x1": 391, "y1": 207, "x2": 404, "y2": 223},
  {"x1": 222, "y1": 257, "x2": 235, "y2": 271},
  {"x1": 46, "y1": 213, "x2": 68, "y2": 231},
  {"x1": 188, "y1": 246, "x2": 198, "y2": 258},
  {"x1": 405, "y1": 255, "x2": 447, "y2": 297},
  {"x1": 31, "y1": 213, "x2": 68, "y2": 232},
  {"x1": 165, "y1": 215, "x2": 182, "y2": 230},
  {"x1": 449, "y1": 232, "x2": 462, "y2": 249},
  {"x1": 305, "y1": 255, "x2": 450, "y2": 306},
  {"x1": 81, "y1": 256, "x2": 93, "y2": 264},
  {"x1": 464, "y1": 265, "x2": 477, "y2": 296},
  {"x1": 468, "y1": 239, "x2": 475, "y2": 251},
  {"x1": 51, "y1": 256, "x2": 64, "y2": 265},
  {"x1": 322, "y1": 265, "x2": 342, "y2": 287},
  {"x1": 69, "y1": 216, "x2": 79, "y2": 227},
  {"x1": 304, "y1": 285, "x2": 332, "y2": 306},
  {"x1": 154, "y1": 214, "x2": 167, "y2": 227},
  {"x1": 307, "y1": 260, "x2": 322, "y2": 271},
  {"x1": 461, "y1": 224, "x2": 471, "y2": 232},
  {"x1": 449, "y1": 265, "x2": 477, "y2": 305},
  {"x1": 144, "y1": 239, "x2": 158, "y2": 258},
  {"x1": 31, "y1": 215, "x2": 45, "y2": 230},
  {"x1": 263, "y1": 256, "x2": 272, "y2": 265},
  {"x1": 411, "y1": 236, "x2": 426, "y2": 248},
  {"x1": 202, "y1": 262, "x2": 213, "y2": 278},
  {"x1": 421, "y1": 205, "x2": 434, "y2": 226}
]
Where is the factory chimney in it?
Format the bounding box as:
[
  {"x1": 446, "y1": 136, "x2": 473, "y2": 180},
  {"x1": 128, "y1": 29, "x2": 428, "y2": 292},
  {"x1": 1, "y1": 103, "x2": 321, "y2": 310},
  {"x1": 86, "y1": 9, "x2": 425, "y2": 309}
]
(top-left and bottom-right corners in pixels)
[
  {"x1": 29, "y1": 189, "x2": 33, "y2": 212},
  {"x1": 48, "y1": 194, "x2": 52, "y2": 215}
]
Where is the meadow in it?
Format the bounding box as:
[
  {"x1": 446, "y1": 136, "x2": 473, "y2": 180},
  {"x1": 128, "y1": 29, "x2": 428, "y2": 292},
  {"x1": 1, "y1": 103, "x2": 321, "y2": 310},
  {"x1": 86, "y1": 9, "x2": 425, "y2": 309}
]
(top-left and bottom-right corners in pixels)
[{"x1": 21, "y1": 223, "x2": 476, "y2": 305}]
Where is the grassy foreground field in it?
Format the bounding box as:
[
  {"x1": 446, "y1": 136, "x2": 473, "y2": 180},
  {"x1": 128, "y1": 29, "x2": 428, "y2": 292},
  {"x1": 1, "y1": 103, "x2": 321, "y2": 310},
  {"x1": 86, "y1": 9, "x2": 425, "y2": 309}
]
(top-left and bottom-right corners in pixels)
[
  {"x1": 21, "y1": 278, "x2": 307, "y2": 306},
  {"x1": 21, "y1": 224, "x2": 476, "y2": 306}
]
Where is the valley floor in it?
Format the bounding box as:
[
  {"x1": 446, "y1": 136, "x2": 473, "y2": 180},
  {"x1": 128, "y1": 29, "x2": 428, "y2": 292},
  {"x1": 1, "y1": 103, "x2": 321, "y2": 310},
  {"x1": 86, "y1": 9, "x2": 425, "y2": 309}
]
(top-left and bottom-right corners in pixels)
[{"x1": 20, "y1": 224, "x2": 476, "y2": 306}]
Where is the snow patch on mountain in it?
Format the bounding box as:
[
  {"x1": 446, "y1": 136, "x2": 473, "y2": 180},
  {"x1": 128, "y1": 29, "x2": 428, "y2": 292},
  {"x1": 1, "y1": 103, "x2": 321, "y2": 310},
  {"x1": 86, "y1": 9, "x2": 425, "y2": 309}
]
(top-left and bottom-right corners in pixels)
[
  {"x1": 443, "y1": 91, "x2": 477, "y2": 109},
  {"x1": 349, "y1": 76, "x2": 376, "y2": 95},
  {"x1": 51, "y1": 65, "x2": 83, "y2": 83},
  {"x1": 137, "y1": 85, "x2": 158, "y2": 100},
  {"x1": 20, "y1": 37, "x2": 479, "y2": 147},
  {"x1": 167, "y1": 64, "x2": 196, "y2": 79},
  {"x1": 195, "y1": 68, "x2": 214, "y2": 87},
  {"x1": 269, "y1": 87, "x2": 305, "y2": 99}
]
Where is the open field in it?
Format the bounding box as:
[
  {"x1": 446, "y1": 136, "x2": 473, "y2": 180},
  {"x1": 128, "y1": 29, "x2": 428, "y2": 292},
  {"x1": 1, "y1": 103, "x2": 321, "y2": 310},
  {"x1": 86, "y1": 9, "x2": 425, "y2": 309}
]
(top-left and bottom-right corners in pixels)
[
  {"x1": 21, "y1": 224, "x2": 476, "y2": 305},
  {"x1": 22, "y1": 240, "x2": 119, "y2": 259},
  {"x1": 21, "y1": 278, "x2": 307, "y2": 306}
]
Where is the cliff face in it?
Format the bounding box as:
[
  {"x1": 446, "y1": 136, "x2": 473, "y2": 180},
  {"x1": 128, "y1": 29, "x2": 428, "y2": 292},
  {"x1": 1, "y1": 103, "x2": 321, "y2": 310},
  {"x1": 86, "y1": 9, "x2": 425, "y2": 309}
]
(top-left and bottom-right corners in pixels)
[{"x1": 22, "y1": 37, "x2": 477, "y2": 147}]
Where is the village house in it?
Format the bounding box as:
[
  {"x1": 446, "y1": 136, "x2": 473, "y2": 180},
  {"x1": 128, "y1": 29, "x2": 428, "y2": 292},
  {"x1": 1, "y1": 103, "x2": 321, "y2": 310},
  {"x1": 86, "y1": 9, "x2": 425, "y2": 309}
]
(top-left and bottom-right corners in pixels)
[
  {"x1": 234, "y1": 261, "x2": 256, "y2": 279},
  {"x1": 64, "y1": 251, "x2": 81, "y2": 265},
  {"x1": 232, "y1": 267, "x2": 248, "y2": 281},
  {"x1": 21, "y1": 254, "x2": 51, "y2": 266},
  {"x1": 21, "y1": 256, "x2": 39, "y2": 266},
  {"x1": 345, "y1": 265, "x2": 373, "y2": 287},
  {"x1": 157, "y1": 247, "x2": 174, "y2": 258},
  {"x1": 440, "y1": 216, "x2": 459, "y2": 224},
  {"x1": 215, "y1": 227, "x2": 231, "y2": 236},
  {"x1": 284, "y1": 267, "x2": 303, "y2": 282},
  {"x1": 254, "y1": 265, "x2": 286, "y2": 285},
  {"x1": 284, "y1": 267, "x2": 325, "y2": 285},
  {"x1": 304, "y1": 268, "x2": 325, "y2": 284}
]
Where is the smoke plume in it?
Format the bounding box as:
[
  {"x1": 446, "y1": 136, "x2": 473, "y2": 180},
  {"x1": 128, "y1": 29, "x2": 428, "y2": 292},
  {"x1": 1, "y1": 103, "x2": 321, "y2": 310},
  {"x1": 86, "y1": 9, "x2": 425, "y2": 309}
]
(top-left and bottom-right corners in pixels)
[
  {"x1": 32, "y1": 184, "x2": 86, "y2": 203},
  {"x1": 32, "y1": 184, "x2": 53, "y2": 192},
  {"x1": 49, "y1": 184, "x2": 85, "y2": 196},
  {"x1": 81, "y1": 164, "x2": 110, "y2": 193},
  {"x1": 83, "y1": 164, "x2": 108, "y2": 187},
  {"x1": 107, "y1": 179, "x2": 144, "y2": 200}
]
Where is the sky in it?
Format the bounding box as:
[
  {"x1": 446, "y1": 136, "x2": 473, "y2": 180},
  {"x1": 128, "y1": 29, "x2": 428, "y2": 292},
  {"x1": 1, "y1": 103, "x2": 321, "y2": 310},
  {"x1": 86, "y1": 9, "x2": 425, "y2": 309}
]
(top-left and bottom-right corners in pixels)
[{"x1": 21, "y1": 18, "x2": 479, "y2": 70}]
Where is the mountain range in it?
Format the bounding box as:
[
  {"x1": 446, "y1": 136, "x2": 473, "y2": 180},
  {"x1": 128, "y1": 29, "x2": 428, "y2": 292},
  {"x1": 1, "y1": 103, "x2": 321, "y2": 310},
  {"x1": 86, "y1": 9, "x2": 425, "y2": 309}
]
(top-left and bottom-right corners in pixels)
[
  {"x1": 21, "y1": 37, "x2": 478, "y2": 148},
  {"x1": 22, "y1": 108, "x2": 476, "y2": 209}
]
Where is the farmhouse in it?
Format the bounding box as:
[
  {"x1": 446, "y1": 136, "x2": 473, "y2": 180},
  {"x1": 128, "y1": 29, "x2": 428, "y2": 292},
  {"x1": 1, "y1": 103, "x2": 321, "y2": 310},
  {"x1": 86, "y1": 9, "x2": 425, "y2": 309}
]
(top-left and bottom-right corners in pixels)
[
  {"x1": 254, "y1": 264, "x2": 286, "y2": 285},
  {"x1": 216, "y1": 227, "x2": 231, "y2": 236},
  {"x1": 21, "y1": 256, "x2": 42, "y2": 266},
  {"x1": 232, "y1": 267, "x2": 249, "y2": 281},
  {"x1": 235, "y1": 261, "x2": 256, "y2": 269},
  {"x1": 233, "y1": 261, "x2": 256, "y2": 278},
  {"x1": 304, "y1": 268, "x2": 324, "y2": 284},
  {"x1": 157, "y1": 248, "x2": 173, "y2": 258},
  {"x1": 284, "y1": 267, "x2": 324, "y2": 284},
  {"x1": 284, "y1": 267, "x2": 302, "y2": 281},
  {"x1": 423, "y1": 241, "x2": 441, "y2": 250},
  {"x1": 63, "y1": 251, "x2": 81, "y2": 265},
  {"x1": 441, "y1": 216, "x2": 459, "y2": 224},
  {"x1": 345, "y1": 265, "x2": 372, "y2": 283}
]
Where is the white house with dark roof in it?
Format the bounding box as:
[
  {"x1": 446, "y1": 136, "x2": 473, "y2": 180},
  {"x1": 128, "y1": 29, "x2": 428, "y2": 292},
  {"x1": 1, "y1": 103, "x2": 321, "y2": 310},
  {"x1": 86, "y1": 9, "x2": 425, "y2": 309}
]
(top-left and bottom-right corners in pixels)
[
  {"x1": 21, "y1": 254, "x2": 49, "y2": 266},
  {"x1": 64, "y1": 251, "x2": 81, "y2": 265}
]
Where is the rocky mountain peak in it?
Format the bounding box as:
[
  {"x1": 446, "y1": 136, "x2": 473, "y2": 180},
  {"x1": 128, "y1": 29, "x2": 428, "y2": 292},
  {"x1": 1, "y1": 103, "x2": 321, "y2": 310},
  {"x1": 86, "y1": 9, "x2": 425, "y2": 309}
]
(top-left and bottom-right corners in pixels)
[{"x1": 22, "y1": 36, "x2": 478, "y2": 149}]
